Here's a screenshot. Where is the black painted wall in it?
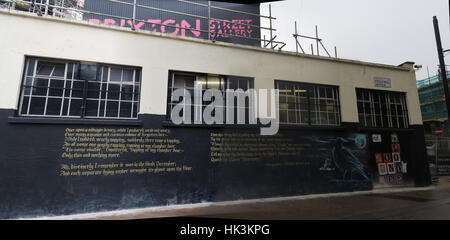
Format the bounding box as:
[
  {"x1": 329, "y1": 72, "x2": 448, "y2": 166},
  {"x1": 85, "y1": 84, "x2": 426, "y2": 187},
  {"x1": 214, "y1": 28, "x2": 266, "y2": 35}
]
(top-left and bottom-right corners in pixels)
[
  {"x1": 408, "y1": 125, "x2": 432, "y2": 186},
  {"x1": 0, "y1": 109, "x2": 431, "y2": 219}
]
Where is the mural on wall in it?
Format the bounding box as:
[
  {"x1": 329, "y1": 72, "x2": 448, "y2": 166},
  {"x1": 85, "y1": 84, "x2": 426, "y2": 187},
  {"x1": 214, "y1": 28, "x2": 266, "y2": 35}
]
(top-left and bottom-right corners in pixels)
[
  {"x1": 0, "y1": 111, "x2": 373, "y2": 218},
  {"x1": 317, "y1": 134, "x2": 371, "y2": 190},
  {"x1": 208, "y1": 131, "x2": 372, "y2": 198}
]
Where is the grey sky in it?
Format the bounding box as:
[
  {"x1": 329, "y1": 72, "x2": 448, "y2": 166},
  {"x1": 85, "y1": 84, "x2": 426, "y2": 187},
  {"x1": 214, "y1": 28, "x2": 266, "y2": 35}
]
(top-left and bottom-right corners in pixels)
[{"x1": 260, "y1": 0, "x2": 450, "y2": 81}]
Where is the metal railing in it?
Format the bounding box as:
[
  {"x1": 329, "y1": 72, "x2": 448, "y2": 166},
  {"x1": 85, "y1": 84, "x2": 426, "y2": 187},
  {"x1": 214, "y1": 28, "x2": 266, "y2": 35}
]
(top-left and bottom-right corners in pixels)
[
  {"x1": 0, "y1": 0, "x2": 288, "y2": 49},
  {"x1": 426, "y1": 136, "x2": 450, "y2": 176}
]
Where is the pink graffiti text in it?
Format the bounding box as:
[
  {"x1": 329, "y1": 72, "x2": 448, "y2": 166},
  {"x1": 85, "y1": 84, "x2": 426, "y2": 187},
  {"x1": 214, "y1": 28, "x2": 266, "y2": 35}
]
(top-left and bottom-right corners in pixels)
[{"x1": 88, "y1": 18, "x2": 254, "y2": 39}]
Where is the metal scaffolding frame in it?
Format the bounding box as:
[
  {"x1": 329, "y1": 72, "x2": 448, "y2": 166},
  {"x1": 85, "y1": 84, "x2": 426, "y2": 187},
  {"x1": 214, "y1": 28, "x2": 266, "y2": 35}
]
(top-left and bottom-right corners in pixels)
[{"x1": 293, "y1": 20, "x2": 337, "y2": 58}]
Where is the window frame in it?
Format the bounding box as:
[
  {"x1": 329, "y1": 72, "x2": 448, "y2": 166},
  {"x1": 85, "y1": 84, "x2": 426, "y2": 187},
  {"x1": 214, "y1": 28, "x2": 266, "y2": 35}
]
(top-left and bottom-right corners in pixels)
[
  {"x1": 166, "y1": 70, "x2": 254, "y2": 125},
  {"x1": 17, "y1": 57, "x2": 142, "y2": 121},
  {"x1": 356, "y1": 88, "x2": 409, "y2": 129},
  {"x1": 275, "y1": 80, "x2": 341, "y2": 126}
]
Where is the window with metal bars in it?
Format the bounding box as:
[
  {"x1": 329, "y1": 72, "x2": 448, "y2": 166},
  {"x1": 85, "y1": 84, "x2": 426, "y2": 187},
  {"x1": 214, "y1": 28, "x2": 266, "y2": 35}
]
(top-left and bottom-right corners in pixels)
[
  {"x1": 166, "y1": 71, "x2": 254, "y2": 124},
  {"x1": 356, "y1": 88, "x2": 409, "y2": 128},
  {"x1": 275, "y1": 80, "x2": 341, "y2": 126},
  {"x1": 18, "y1": 57, "x2": 141, "y2": 119}
]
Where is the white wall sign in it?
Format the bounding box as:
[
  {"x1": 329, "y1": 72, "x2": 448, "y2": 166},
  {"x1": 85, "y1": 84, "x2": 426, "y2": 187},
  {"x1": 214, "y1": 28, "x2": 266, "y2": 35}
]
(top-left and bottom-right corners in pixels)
[{"x1": 374, "y1": 77, "x2": 392, "y2": 88}]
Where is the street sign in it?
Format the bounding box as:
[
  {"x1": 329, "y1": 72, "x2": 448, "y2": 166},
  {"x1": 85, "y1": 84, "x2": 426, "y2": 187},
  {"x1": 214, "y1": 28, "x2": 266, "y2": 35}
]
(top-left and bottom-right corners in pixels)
[
  {"x1": 434, "y1": 128, "x2": 443, "y2": 136},
  {"x1": 374, "y1": 77, "x2": 392, "y2": 88}
]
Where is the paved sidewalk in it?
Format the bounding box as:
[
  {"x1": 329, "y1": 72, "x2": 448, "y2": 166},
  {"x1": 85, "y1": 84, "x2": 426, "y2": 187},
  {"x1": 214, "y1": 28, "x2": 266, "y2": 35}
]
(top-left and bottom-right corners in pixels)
[{"x1": 28, "y1": 177, "x2": 450, "y2": 220}]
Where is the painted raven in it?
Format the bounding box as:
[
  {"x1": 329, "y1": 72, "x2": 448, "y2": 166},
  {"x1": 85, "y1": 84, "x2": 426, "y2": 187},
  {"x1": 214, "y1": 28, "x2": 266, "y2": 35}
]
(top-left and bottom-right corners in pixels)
[{"x1": 331, "y1": 137, "x2": 369, "y2": 181}]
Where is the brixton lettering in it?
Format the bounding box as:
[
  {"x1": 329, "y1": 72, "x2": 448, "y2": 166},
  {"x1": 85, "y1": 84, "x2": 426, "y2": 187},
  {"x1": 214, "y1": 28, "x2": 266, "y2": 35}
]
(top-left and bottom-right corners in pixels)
[{"x1": 88, "y1": 18, "x2": 201, "y2": 36}]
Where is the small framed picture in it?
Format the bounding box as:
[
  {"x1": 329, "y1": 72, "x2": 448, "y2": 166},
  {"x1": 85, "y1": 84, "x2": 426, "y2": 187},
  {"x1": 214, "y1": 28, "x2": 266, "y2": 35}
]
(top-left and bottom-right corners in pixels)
[
  {"x1": 387, "y1": 162, "x2": 396, "y2": 174},
  {"x1": 375, "y1": 153, "x2": 383, "y2": 163},
  {"x1": 379, "y1": 176, "x2": 385, "y2": 184},
  {"x1": 383, "y1": 153, "x2": 392, "y2": 162},
  {"x1": 392, "y1": 143, "x2": 401, "y2": 153},
  {"x1": 391, "y1": 133, "x2": 399, "y2": 143},
  {"x1": 392, "y1": 152, "x2": 401, "y2": 162},
  {"x1": 378, "y1": 163, "x2": 387, "y2": 175}
]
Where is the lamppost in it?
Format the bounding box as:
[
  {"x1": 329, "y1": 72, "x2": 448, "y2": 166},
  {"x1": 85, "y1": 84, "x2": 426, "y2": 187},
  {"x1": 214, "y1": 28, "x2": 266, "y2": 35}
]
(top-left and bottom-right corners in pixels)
[{"x1": 433, "y1": 16, "x2": 449, "y2": 131}]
